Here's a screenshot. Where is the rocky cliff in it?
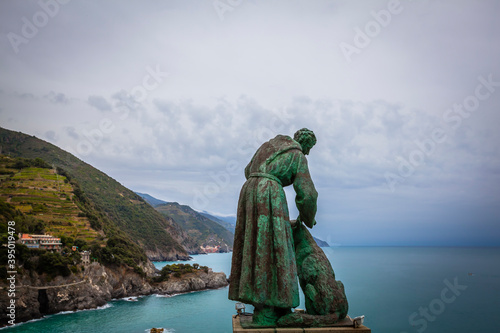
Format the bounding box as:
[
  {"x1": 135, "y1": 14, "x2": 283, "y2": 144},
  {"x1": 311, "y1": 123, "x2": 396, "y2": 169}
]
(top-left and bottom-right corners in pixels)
[
  {"x1": 0, "y1": 263, "x2": 228, "y2": 327},
  {"x1": 144, "y1": 247, "x2": 199, "y2": 262}
]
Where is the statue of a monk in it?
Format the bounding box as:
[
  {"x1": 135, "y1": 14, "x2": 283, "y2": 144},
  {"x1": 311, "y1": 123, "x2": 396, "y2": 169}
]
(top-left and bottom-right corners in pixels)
[{"x1": 229, "y1": 128, "x2": 318, "y2": 327}]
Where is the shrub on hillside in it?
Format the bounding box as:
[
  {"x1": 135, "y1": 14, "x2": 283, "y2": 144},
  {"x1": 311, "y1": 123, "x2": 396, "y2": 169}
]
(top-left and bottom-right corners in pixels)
[
  {"x1": 37, "y1": 251, "x2": 72, "y2": 278},
  {"x1": 11, "y1": 157, "x2": 51, "y2": 170}
]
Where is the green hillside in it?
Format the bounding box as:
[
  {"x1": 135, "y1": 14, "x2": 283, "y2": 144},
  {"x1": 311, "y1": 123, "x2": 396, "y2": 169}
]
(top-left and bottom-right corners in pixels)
[
  {"x1": 137, "y1": 190, "x2": 237, "y2": 235},
  {"x1": 155, "y1": 202, "x2": 233, "y2": 253},
  {"x1": 0, "y1": 156, "x2": 100, "y2": 243},
  {"x1": 135, "y1": 192, "x2": 168, "y2": 207},
  {"x1": 0, "y1": 127, "x2": 193, "y2": 260},
  {"x1": 0, "y1": 155, "x2": 148, "y2": 276},
  {"x1": 199, "y1": 212, "x2": 236, "y2": 234}
]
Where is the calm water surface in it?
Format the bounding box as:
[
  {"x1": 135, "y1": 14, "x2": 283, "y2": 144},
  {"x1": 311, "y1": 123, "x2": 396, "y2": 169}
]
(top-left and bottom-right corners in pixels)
[{"x1": 3, "y1": 247, "x2": 499, "y2": 333}]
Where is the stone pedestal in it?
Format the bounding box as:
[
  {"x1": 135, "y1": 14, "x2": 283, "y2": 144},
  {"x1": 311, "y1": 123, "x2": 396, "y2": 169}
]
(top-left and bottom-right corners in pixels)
[{"x1": 232, "y1": 315, "x2": 371, "y2": 333}]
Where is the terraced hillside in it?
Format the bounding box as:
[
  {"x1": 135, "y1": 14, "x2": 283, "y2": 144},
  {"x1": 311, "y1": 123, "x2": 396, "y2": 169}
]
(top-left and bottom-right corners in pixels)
[
  {"x1": 0, "y1": 127, "x2": 195, "y2": 261},
  {"x1": 0, "y1": 156, "x2": 100, "y2": 243}
]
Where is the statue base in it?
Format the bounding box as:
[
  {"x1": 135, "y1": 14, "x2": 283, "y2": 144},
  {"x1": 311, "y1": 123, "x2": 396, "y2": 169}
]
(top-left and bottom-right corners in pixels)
[{"x1": 233, "y1": 315, "x2": 371, "y2": 332}]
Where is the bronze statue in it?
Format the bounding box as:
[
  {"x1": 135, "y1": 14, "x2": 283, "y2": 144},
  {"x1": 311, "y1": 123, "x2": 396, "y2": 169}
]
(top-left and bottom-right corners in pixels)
[{"x1": 229, "y1": 129, "x2": 348, "y2": 327}]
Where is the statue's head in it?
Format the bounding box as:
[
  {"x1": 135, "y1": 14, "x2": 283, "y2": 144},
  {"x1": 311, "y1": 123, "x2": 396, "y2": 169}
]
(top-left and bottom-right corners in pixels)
[{"x1": 293, "y1": 128, "x2": 316, "y2": 155}]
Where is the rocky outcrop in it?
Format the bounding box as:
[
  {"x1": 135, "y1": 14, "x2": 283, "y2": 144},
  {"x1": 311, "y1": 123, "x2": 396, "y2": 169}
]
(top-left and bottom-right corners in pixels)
[
  {"x1": 0, "y1": 263, "x2": 228, "y2": 327},
  {"x1": 138, "y1": 260, "x2": 158, "y2": 277},
  {"x1": 154, "y1": 270, "x2": 229, "y2": 295},
  {"x1": 144, "y1": 249, "x2": 193, "y2": 262}
]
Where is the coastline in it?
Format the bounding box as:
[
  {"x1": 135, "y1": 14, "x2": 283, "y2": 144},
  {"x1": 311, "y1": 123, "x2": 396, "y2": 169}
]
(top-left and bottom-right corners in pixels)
[
  {"x1": 1, "y1": 285, "x2": 231, "y2": 331},
  {"x1": 0, "y1": 262, "x2": 229, "y2": 328},
  {"x1": 0, "y1": 303, "x2": 114, "y2": 331}
]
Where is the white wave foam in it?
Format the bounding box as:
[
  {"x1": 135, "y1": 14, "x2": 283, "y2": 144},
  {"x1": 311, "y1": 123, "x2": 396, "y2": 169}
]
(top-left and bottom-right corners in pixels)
[
  {"x1": 54, "y1": 303, "x2": 113, "y2": 317},
  {"x1": 0, "y1": 303, "x2": 113, "y2": 330},
  {"x1": 154, "y1": 293, "x2": 181, "y2": 298},
  {"x1": 0, "y1": 316, "x2": 46, "y2": 330},
  {"x1": 154, "y1": 289, "x2": 202, "y2": 298},
  {"x1": 115, "y1": 296, "x2": 139, "y2": 301}
]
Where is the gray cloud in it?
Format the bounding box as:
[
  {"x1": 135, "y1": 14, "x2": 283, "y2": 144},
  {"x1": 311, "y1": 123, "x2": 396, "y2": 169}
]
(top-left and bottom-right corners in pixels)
[
  {"x1": 65, "y1": 127, "x2": 79, "y2": 140},
  {"x1": 15, "y1": 92, "x2": 37, "y2": 101},
  {"x1": 44, "y1": 130, "x2": 57, "y2": 142},
  {"x1": 45, "y1": 91, "x2": 70, "y2": 104},
  {"x1": 88, "y1": 95, "x2": 112, "y2": 112},
  {"x1": 0, "y1": 0, "x2": 499, "y2": 246},
  {"x1": 111, "y1": 90, "x2": 143, "y2": 117}
]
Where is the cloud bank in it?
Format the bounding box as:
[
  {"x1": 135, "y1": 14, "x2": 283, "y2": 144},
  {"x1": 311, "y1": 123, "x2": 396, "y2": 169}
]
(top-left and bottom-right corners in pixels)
[{"x1": 1, "y1": 0, "x2": 499, "y2": 245}]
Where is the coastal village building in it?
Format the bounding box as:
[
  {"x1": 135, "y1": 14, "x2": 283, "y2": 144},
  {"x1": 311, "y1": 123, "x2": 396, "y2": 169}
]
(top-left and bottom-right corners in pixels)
[
  {"x1": 81, "y1": 250, "x2": 91, "y2": 265},
  {"x1": 200, "y1": 245, "x2": 221, "y2": 253},
  {"x1": 18, "y1": 233, "x2": 62, "y2": 251}
]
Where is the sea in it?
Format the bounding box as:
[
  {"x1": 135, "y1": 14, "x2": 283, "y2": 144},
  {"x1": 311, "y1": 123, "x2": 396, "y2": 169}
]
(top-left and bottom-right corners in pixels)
[{"x1": 2, "y1": 247, "x2": 500, "y2": 333}]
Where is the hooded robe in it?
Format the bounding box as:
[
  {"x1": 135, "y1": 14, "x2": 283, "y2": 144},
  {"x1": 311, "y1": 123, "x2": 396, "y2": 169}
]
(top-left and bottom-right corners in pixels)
[{"x1": 229, "y1": 135, "x2": 318, "y2": 308}]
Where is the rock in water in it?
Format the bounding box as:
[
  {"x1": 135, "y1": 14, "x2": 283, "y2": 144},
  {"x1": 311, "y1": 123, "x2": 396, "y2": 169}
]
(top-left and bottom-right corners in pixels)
[{"x1": 279, "y1": 222, "x2": 348, "y2": 326}]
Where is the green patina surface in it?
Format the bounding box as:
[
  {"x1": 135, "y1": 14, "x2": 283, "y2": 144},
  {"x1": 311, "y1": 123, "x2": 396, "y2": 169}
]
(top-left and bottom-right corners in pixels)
[{"x1": 229, "y1": 130, "x2": 348, "y2": 328}]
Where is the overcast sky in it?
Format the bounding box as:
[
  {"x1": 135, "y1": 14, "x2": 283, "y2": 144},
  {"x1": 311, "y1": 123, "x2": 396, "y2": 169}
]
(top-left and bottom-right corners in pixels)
[{"x1": 1, "y1": 0, "x2": 499, "y2": 246}]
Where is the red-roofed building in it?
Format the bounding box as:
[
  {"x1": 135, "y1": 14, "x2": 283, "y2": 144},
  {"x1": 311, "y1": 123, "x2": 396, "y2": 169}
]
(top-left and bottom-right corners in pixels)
[{"x1": 19, "y1": 233, "x2": 62, "y2": 251}]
